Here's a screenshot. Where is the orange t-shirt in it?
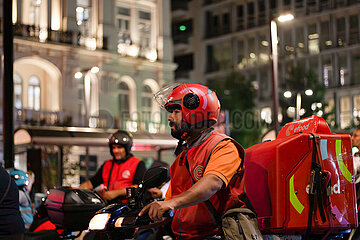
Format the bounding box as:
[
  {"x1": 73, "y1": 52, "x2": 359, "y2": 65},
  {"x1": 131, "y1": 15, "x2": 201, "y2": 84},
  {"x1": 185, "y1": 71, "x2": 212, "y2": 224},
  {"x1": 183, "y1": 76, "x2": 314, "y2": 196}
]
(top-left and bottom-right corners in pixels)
[{"x1": 165, "y1": 140, "x2": 241, "y2": 200}]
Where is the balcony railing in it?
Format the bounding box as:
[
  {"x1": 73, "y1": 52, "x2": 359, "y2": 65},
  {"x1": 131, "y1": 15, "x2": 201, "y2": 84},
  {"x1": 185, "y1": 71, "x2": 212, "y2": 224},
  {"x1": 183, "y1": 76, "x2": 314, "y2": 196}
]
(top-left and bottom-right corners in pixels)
[
  {"x1": 11, "y1": 23, "x2": 108, "y2": 50},
  {"x1": 15, "y1": 108, "x2": 64, "y2": 127}
]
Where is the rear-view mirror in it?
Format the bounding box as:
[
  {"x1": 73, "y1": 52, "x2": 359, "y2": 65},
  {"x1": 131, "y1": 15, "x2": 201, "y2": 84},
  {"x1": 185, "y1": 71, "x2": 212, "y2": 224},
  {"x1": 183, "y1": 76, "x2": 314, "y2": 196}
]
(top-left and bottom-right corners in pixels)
[{"x1": 142, "y1": 166, "x2": 169, "y2": 189}]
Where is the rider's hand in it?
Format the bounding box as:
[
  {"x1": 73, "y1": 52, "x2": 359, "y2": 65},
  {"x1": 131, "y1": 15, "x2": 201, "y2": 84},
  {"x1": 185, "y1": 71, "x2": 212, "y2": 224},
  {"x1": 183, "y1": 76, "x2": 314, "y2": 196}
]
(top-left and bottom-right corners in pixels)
[
  {"x1": 139, "y1": 201, "x2": 174, "y2": 221},
  {"x1": 103, "y1": 190, "x2": 118, "y2": 200}
]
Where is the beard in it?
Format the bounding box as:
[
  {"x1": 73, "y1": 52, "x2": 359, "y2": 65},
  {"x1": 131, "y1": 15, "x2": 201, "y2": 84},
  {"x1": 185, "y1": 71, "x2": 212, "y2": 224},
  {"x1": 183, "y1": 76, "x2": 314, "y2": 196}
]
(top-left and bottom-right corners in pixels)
[
  {"x1": 170, "y1": 121, "x2": 192, "y2": 140},
  {"x1": 170, "y1": 121, "x2": 183, "y2": 140}
]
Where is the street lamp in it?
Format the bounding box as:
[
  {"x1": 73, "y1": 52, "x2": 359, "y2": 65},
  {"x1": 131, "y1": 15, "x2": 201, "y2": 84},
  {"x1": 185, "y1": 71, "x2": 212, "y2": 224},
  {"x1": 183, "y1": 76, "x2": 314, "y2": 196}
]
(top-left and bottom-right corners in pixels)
[
  {"x1": 270, "y1": 13, "x2": 294, "y2": 135},
  {"x1": 284, "y1": 89, "x2": 313, "y2": 120}
]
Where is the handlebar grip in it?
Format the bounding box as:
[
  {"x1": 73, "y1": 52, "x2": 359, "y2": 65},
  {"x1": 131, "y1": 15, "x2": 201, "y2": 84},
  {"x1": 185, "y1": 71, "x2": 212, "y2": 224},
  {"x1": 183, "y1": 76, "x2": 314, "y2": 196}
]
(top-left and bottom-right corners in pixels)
[{"x1": 164, "y1": 210, "x2": 173, "y2": 218}]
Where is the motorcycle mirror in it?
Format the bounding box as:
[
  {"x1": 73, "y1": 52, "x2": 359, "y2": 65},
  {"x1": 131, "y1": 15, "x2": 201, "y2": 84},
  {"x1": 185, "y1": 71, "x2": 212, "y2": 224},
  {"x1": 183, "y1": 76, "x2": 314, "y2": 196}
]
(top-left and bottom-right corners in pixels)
[{"x1": 142, "y1": 166, "x2": 169, "y2": 190}]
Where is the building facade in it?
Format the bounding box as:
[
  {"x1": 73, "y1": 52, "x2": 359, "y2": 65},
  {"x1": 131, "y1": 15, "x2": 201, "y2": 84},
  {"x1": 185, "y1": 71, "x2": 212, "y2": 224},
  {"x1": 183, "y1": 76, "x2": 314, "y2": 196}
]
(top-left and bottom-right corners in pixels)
[
  {"x1": 172, "y1": 0, "x2": 360, "y2": 130},
  {"x1": 0, "y1": 0, "x2": 177, "y2": 185},
  {"x1": 1, "y1": 0, "x2": 175, "y2": 133}
]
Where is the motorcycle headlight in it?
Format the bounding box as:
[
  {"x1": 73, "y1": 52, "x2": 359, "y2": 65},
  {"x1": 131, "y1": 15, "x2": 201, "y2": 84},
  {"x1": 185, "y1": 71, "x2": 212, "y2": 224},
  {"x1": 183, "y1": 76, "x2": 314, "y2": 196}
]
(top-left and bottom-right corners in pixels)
[
  {"x1": 88, "y1": 213, "x2": 111, "y2": 230},
  {"x1": 114, "y1": 217, "x2": 125, "y2": 228}
]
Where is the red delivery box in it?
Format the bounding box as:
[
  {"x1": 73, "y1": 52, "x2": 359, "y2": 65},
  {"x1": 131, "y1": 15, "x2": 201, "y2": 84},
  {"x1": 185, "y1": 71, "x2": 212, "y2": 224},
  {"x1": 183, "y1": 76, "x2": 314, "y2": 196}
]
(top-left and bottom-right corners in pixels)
[{"x1": 245, "y1": 116, "x2": 358, "y2": 234}]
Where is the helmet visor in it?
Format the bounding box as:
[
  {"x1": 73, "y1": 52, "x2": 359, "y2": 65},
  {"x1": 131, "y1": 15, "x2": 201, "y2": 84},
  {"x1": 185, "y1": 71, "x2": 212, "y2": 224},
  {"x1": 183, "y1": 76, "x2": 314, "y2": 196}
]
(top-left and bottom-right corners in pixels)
[{"x1": 153, "y1": 83, "x2": 182, "y2": 109}]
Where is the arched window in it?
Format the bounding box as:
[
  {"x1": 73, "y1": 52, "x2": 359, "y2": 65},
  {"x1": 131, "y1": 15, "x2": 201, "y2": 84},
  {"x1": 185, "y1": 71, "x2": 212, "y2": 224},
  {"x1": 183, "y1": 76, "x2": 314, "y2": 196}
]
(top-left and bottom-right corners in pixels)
[
  {"x1": 28, "y1": 76, "x2": 40, "y2": 110},
  {"x1": 142, "y1": 85, "x2": 153, "y2": 114},
  {"x1": 118, "y1": 81, "x2": 130, "y2": 119},
  {"x1": 14, "y1": 74, "x2": 22, "y2": 109}
]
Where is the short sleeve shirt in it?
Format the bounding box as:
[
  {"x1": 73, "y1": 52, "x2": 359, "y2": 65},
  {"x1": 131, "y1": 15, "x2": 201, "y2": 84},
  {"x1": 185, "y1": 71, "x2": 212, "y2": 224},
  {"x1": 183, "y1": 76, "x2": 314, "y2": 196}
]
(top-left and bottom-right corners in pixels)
[{"x1": 165, "y1": 140, "x2": 241, "y2": 200}]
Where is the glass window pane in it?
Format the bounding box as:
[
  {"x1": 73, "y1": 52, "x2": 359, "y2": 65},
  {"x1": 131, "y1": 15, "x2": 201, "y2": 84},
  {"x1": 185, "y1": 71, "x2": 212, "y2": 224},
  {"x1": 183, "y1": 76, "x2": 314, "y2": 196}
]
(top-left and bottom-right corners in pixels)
[
  {"x1": 322, "y1": 56, "x2": 333, "y2": 87},
  {"x1": 336, "y1": 17, "x2": 346, "y2": 47},
  {"x1": 353, "y1": 53, "x2": 360, "y2": 84},
  {"x1": 247, "y1": 2, "x2": 255, "y2": 28},
  {"x1": 29, "y1": 76, "x2": 40, "y2": 85},
  {"x1": 14, "y1": 74, "x2": 22, "y2": 109},
  {"x1": 283, "y1": 29, "x2": 294, "y2": 57},
  {"x1": 320, "y1": 21, "x2": 331, "y2": 50},
  {"x1": 118, "y1": 81, "x2": 129, "y2": 90},
  {"x1": 259, "y1": 36, "x2": 269, "y2": 64},
  {"x1": 14, "y1": 74, "x2": 22, "y2": 83},
  {"x1": 208, "y1": 41, "x2": 232, "y2": 71},
  {"x1": 308, "y1": 24, "x2": 319, "y2": 54},
  {"x1": 142, "y1": 85, "x2": 153, "y2": 113},
  {"x1": 143, "y1": 85, "x2": 152, "y2": 93},
  {"x1": 237, "y1": 5, "x2": 244, "y2": 31},
  {"x1": 353, "y1": 95, "x2": 360, "y2": 125},
  {"x1": 28, "y1": 86, "x2": 34, "y2": 109},
  {"x1": 34, "y1": 86, "x2": 40, "y2": 111},
  {"x1": 139, "y1": 11, "x2": 151, "y2": 20},
  {"x1": 237, "y1": 40, "x2": 246, "y2": 69},
  {"x1": 350, "y1": 15, "x2": 359, "y2": 45},
  {"x1": 340, "y1": 96, "x2": 351, "y2": 129},
  {"x1": 339, "y1": 54, "x2": 349, "y2": 86},
  {"x1": 118, "y1": 7, "x2": 130, "y2": 16},
  {"x1": 296, "y1": 26, "x2": 306, "y2": 56},
  {"x1": 14, "y1": 85, "x2": 22, "y2": 109},
  {"x1": 248, "y1": 38, "x2": 256, "y2": 65}
]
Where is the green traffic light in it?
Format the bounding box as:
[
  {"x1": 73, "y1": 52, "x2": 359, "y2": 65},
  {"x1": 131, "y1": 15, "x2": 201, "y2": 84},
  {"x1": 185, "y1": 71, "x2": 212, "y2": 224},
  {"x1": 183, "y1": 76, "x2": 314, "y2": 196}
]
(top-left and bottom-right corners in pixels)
[{"x1": 179, "y1": 25, "x2": 187, "y2": 31}]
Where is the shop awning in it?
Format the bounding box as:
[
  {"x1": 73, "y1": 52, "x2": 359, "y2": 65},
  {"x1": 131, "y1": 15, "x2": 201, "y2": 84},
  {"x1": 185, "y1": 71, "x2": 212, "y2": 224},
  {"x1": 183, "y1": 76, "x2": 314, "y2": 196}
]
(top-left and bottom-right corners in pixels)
[{"x1": 14, "y1": 126, "x2": 177, "y2": 150}]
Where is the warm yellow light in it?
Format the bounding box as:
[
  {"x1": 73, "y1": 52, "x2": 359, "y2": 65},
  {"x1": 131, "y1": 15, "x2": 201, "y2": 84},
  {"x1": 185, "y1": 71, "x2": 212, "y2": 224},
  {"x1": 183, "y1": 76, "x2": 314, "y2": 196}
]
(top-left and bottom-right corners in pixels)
[
  {"x1": 88, "y1": 213, "x2": 110, "y2": 230},
  {"x1": 127, "y1": 45, "x2": 140, "y2": 57},
  {"x1": 114, "y1": 217, "x2": 125, "y2": 228},
  {"x1": 74, "y1": 72, "x2": 83, "y2": 79},
  {"x1": 284, "y1": 91, "x2": 292, "y2": 98},
  {"x1": 277, "y1": 13, "x2": 294, "y2": 23},
  {"x1": 305, "y1": 89, "x2": 313, "y2": 96},
  {"x1": 91, "y1": 66, "x2": 100, "y2": 74},
  {"x1": 261, "y1": 40, "x2": 269, "y2": 47},
  {"x1": 145, "y1": 49, "x2": 158, "y2": 62}
]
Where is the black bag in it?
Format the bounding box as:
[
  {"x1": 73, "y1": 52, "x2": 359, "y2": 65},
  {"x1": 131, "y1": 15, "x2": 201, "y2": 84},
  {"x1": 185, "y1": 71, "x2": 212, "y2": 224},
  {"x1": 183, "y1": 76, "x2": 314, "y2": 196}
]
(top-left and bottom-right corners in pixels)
[{"x1": 222, "y1": 208, "x2": 263, "y2": 240}]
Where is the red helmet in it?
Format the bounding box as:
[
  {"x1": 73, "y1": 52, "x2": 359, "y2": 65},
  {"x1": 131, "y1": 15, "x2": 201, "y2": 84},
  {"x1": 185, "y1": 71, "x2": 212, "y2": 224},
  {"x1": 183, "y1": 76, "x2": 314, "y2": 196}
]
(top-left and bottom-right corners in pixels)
[{"x1": 155, "y1": 83, "x2": 220, "y2": 125}]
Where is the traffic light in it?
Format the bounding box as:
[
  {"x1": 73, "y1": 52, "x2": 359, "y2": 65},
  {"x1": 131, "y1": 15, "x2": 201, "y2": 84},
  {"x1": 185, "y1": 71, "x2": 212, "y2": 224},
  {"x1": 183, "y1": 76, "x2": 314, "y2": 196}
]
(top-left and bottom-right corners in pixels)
[{"x1": 179, "y1": 25, "x2": 187, "y2": 31}]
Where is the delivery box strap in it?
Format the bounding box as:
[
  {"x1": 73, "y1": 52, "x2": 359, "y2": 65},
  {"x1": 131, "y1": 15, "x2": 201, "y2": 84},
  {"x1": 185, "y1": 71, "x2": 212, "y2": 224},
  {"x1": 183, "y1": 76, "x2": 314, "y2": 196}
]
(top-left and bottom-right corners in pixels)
[
  {"x1": 184, "y1": 140, "x2": 253, "y2": 229},
  {"x1": 305, "y1": 134, "x2": 327, "y2": 239},
  {"x1": 184, "y1": 148, "x2": 222, "y2": 227}
]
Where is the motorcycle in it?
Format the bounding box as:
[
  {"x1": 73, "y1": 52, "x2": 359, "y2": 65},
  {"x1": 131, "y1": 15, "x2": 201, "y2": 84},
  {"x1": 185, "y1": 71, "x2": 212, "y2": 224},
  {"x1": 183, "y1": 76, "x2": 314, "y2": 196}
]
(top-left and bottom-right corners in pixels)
[
  {"x1": 87, "y1": 166, "x2": 173, "y2": 239},
  {"x1": 25, "y1": 187, "x2": 107, "y2": 239}
]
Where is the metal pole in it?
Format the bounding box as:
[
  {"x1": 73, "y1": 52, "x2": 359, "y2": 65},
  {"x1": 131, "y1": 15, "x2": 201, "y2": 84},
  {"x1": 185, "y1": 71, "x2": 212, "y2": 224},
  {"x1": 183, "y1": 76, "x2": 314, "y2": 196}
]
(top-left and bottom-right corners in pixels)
[
  {"x1": 296, "y1": 92, "x2": 301, "y2": 120},
  {"x1": 270, "y1": 20, "x2": 279, "y2": 136},
  {"x1": 3, "y1": 0, "x2": 15, "y2": 168}
]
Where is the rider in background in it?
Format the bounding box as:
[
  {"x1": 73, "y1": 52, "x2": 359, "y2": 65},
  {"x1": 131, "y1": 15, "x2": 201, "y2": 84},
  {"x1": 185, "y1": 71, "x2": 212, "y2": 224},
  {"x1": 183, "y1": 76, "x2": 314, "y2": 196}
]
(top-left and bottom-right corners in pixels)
[
  {"x1": 80, "y1": 130, "x2": 146, "y2": 202},
  {"x1": 9, "y1": 169, "x2": 33, "y2": 230}
]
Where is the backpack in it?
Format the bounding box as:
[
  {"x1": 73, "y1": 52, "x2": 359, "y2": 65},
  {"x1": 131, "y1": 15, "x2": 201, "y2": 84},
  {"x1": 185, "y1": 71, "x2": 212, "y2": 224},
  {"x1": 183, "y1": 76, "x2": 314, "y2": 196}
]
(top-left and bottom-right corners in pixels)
[{"x1": 222, "y1": 207, "x2": 263, "y2": 240}]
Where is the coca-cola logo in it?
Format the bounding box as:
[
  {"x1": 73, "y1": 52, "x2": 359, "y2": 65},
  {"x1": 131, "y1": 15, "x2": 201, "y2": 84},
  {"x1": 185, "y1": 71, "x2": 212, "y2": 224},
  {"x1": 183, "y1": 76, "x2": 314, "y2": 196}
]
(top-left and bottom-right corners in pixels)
[{"x1": 285, "y1": 123, "x2": 310, "y2": 136}]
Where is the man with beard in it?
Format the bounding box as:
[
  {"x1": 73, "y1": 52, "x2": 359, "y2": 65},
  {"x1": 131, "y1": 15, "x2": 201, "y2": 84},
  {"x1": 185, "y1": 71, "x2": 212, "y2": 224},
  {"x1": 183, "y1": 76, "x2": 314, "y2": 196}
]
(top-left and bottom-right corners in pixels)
[
  {"x1": 139, "y1": 83, "x2": 247, "y2": 240},
  {"x1": 80, "y1": 130, "x2": 146, "y2": 202}
]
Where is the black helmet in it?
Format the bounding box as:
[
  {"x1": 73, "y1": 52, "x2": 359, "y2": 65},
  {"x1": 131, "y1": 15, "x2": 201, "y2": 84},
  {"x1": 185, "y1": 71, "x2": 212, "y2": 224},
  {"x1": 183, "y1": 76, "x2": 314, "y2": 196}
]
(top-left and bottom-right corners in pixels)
[{"x1": 108, "y1": 130, "x2": 133, "y2": 157}]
